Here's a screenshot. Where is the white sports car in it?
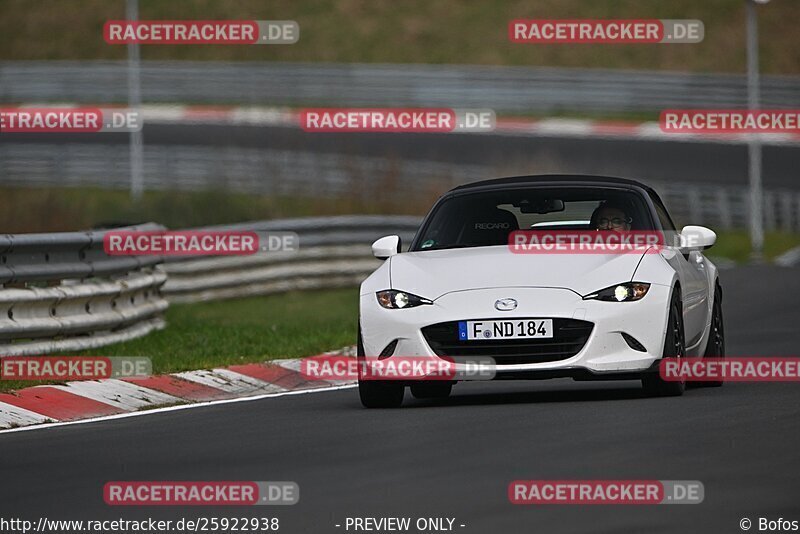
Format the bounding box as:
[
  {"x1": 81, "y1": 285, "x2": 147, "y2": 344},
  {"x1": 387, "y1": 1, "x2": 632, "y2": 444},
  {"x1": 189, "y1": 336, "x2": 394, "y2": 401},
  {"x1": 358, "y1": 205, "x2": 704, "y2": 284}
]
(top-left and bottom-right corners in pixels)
[{"x1": 358, "y1": 175, "x2": 724, "y2": 408}]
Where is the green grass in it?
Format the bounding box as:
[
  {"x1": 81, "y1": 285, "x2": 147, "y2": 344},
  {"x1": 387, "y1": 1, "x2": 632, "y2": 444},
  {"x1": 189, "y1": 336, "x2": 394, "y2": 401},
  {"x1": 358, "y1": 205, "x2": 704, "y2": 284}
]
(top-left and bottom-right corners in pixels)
[
  {"x1": 1, "y1": 288, "x2": 358, "y2": 392},
  {"x1": 0, "y1": 185, "x2": 430, "y2": 233},
  {"x1": 93, "y1": 288, "x2": 359, "y2": 370},
  {"x1": 0, "y1": 0, "x2": 798, "y2": 74},
  {"x1": 707, "y1": 231, "x2": 800, "y2": 264}
]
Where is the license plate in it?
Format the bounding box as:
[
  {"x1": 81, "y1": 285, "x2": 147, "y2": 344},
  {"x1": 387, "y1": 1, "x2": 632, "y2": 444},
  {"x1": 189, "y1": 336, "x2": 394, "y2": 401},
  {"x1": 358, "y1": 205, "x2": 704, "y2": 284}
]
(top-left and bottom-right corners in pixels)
[{"x1": 458, "y1": 319, "x2": 554, "y2": 340}]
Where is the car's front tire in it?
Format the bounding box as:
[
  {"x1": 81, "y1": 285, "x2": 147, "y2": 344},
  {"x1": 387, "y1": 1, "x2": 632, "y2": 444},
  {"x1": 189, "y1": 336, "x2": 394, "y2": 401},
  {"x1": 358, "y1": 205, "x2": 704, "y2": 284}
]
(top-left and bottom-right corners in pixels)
[
  {"x1": 410, "y1": 382, "x2": 452, "y2": 399},
  {"x1": 357, "y1": 325, "x2": 405, "y2": 408},
  {"x1": 697, "y1": 284, "x2": 725, "y2": 388},
  {"x1": 642, "y1": 287, "x2": 686, "y2": 397},
  {"x1": 359, "y1": 380, "x2": 405, "y2": 408}
]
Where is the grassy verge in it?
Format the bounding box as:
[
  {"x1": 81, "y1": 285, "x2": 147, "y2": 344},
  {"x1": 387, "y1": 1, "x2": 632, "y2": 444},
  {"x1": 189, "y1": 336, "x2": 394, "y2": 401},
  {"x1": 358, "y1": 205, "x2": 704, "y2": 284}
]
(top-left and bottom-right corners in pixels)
[
  {"x1": 90, "y1": 288, "x2": 359, "y2": 370},
  {"x1": 0, "y1": 186, "x2": 428, "y2": 234},
  {"x1": 0, "y1": 288, "x2": 358, "y2": 393},
  {"x1": 707, "y1": 231, "x2": 800, "y2": 264},
  {"x1": 0, "y1": 0, "x2": 798, "y2": 74}
]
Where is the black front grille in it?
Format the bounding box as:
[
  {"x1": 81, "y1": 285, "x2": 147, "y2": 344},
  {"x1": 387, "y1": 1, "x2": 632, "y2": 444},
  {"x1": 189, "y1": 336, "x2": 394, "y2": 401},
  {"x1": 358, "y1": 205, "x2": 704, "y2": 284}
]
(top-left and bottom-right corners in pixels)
[{"x1": 421, "y1": 318, "x2": 594, "y2": 365}]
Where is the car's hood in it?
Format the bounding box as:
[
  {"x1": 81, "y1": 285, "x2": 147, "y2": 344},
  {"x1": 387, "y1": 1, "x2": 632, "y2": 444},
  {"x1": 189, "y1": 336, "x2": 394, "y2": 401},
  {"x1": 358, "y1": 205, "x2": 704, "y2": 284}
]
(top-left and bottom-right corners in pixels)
[{"x1": 390, "y1": 245, "x2": 648, "y2": 299}]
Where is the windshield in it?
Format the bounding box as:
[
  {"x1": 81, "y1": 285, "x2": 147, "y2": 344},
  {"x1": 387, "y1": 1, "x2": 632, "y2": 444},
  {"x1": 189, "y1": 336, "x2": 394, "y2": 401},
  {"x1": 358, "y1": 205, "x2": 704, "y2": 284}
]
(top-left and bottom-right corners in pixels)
[{"x1": 411, "y1": 186, "x2": 655, "y2": 251}]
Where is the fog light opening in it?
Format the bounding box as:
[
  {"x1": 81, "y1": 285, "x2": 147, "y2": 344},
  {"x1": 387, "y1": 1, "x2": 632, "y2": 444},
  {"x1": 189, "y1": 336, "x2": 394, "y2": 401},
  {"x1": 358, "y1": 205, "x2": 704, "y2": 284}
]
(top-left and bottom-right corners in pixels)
[
  {"x1": 621, "y1": 332, "x2": 647, "y2": 352},
  {"x1": 378, "y1": 339, "x2": 399, "y2": 359}
]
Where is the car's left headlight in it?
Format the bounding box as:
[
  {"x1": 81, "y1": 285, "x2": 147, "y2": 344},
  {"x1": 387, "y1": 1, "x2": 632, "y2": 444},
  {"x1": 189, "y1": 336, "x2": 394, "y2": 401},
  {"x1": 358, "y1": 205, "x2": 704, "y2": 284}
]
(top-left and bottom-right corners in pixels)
[
  {"x1": 376, "y1": 290, "x2": 433, "y2": 309},
  {"x1": 583, "y1": 282, "x2": 651, "y2": 302}
]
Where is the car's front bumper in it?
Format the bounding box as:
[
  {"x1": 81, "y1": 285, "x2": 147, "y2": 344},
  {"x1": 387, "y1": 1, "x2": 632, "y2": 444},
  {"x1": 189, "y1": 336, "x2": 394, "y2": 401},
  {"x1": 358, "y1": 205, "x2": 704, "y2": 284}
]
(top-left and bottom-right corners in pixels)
[{"x1": 359, "y1": 284, "x2": 672, "y2": 378}]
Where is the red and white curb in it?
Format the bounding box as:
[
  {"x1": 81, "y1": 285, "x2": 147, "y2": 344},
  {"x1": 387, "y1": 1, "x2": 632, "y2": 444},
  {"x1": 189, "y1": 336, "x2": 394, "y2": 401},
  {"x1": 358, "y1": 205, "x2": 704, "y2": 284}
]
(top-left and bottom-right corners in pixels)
[
  {"x1": 147, "y1": 105, "x2": 800, "y2": 145},
  {"x1": 16, "y1": 103, "x2": 800, "y2": 146},
  {"x1": 0, "y1": 347, "x2": 356, "y2": 432}
]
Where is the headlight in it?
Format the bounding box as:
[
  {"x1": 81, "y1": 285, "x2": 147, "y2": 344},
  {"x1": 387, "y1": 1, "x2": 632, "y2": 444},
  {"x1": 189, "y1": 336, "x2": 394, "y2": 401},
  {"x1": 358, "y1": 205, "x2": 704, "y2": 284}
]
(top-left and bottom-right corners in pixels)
[
  {"x1": 583, "y1": 282, "x2": 651, "y2": 302},
  {"x1": 376, "y1": 290, "x2": 433, "y2": 309}
]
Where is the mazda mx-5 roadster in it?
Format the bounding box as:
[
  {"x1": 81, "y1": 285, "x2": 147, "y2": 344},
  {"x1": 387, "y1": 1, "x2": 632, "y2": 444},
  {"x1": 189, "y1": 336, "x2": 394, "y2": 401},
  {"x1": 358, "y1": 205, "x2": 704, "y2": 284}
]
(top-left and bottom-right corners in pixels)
[{"x1": 357, "y1": 175, "x2": 724, "y2": 407}]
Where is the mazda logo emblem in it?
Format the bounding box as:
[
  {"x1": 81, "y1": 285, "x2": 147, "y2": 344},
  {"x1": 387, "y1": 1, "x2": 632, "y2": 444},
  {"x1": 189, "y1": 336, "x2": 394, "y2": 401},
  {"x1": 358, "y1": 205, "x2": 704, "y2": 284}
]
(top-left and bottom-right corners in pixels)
[{"x1": 495, "y1": 298, "x2": 518, "y2": 311}]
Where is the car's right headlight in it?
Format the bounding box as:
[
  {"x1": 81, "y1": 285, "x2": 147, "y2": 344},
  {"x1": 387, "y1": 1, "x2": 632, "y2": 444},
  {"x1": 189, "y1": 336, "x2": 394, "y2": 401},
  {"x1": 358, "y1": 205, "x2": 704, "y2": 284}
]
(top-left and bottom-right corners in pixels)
[
  {"x1": 583, "y1": 282, "x2": 651, "y2": 302},
  {"x1": 376, "y1": 290, "x2": 433, "y2": 309}
]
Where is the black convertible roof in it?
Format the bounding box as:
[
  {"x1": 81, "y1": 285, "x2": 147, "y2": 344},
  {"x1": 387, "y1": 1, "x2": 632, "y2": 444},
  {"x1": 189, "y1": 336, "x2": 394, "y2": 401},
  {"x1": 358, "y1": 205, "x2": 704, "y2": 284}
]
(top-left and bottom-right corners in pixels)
[{"x1": 450, "y1": 174, "x2": 657, "y2": 195}]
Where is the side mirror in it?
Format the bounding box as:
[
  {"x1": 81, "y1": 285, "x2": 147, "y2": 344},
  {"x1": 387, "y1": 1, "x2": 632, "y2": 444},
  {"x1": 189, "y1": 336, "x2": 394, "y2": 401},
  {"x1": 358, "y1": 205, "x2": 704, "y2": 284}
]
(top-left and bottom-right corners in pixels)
[
  {"x1": 372, "y1": 235, "x2": 401, "y2": 260},
  {"x1": 679, "y1": 225, "x2": 716, "y2": 251}
]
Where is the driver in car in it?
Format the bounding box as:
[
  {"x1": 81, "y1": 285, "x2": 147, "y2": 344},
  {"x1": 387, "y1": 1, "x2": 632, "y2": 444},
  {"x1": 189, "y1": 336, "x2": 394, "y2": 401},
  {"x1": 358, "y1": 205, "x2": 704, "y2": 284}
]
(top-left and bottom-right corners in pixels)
[{"x1": 592, "y1": 201, "x2": 632, "y2": 232}]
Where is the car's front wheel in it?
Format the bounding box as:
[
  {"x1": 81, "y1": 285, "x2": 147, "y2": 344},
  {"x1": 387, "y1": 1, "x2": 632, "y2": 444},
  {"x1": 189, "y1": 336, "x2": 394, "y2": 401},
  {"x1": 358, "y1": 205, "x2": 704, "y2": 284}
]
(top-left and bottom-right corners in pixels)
[
  {"x1": 359, "y1": 380, "x2": 405, "y2": 408},
  {"x1": 357, "y1": 326, "x2": 405, "y2": 408},
  {"x1": 410, "y1": 382, "x2": 452, "y2": 400},
  {"x1": 642, "y1": 288, "x2": 686, "y2": 397},
  {"x1": 697, "y1": 285, "x2": 724, "y2": 388}
]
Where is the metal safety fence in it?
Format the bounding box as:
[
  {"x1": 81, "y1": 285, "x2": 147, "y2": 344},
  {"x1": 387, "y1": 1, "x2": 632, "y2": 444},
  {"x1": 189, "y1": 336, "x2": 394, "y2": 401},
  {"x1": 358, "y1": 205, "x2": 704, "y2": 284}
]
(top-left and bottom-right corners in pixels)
[
  {"x1": 0, "y1": 223, "x2": 167, "y2": 356},
  {"x1": 2, "y1": 61, "x2": 799, "y2": 112},
  {"x1": 0, "y1": 217, "x2": 420, "y2": 355},
  {"x1": 160, "y1": 216, "x2": 421, "y2": 303}
]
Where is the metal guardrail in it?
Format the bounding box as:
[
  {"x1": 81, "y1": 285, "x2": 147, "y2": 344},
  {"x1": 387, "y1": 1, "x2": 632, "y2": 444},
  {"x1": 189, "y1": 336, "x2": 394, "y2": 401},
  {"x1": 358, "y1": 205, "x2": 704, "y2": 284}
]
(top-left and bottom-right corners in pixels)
[
  {"x1": 0, "y1": 223, "x2": 169, "y2": 356},
  {"x1": 2, "y1": 61, "x2": 799, "y2": 112},
  {"x1": 654, "y1": 181, "x2": 800, "y2": 234},
  {"x1": 0, "y1": 144, "x2": 485, "y2": 198},
  {"x1": 0, "y1": 217, "x2": 420, "y2": 355},
  {"x1": 161, "y1": 216, "x2": 421, "y2": 303}
]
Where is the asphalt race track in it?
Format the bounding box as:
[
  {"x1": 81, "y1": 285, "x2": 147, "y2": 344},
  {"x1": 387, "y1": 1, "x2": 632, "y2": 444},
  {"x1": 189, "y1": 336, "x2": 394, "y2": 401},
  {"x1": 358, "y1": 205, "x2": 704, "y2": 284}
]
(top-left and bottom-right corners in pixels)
[
  {"x1": 4, "y1": 123, "x2": 800, "y2": 190},
  {"x1": 1, "y1": 264, "x2": 799, "y2": 533}
]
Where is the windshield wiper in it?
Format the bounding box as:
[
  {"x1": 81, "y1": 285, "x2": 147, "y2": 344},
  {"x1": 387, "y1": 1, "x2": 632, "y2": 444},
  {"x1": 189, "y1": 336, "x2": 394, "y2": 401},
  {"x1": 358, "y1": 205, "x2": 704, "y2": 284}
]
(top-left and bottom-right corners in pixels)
[{"x1": 418, "y1": 243, "x2": 497, "y2": 251}]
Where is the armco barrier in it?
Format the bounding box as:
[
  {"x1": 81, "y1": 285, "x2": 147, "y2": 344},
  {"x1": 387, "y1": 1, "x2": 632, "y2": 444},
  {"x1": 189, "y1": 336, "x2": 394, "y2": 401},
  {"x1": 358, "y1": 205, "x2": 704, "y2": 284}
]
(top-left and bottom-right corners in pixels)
[
  {"x1": 0, "y1": 223, "x2": 168, "y2": 357},
  {"x1": 0, "y1": 217, "x2": 420, "y2": 355},
  {"x1": 2, "y1": 61, "x2": 799, "y2": 112},
  {"x1": 655, "y1": 182, "x2": 800, "y2": 234},
  {"x1": 159, "y1": 216, "x2": 421, "y2": 303}
]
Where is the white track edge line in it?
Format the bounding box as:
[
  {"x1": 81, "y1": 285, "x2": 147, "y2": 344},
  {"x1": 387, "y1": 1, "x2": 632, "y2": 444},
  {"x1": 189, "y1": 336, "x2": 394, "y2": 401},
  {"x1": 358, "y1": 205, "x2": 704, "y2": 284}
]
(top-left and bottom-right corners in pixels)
[
  {"x1": 0, "y1": 383, "x2": 357, "y2": 435},
  {"x1": 775, "y1": 245, "x2": 800, "y2": 267}
]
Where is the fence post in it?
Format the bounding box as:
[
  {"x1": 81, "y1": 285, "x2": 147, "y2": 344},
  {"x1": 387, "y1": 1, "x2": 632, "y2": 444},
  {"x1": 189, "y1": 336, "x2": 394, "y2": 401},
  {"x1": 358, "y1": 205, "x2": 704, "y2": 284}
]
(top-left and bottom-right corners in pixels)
[
  {"x1": 764, "y1": 190, "x2": 777, "y2": 232},
  {"x1": 687, "y1": 185, "x2": 703, "y2": 225},
  {"x1": 716, "y1": 187, "x2": 733, "y2": 230}
]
